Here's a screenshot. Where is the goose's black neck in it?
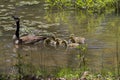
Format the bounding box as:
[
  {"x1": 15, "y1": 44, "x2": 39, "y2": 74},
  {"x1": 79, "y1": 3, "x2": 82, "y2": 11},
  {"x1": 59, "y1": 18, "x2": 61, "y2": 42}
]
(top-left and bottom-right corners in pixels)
[{"x1": 15, "y1": 20, "x2": 20, "y2": 39}]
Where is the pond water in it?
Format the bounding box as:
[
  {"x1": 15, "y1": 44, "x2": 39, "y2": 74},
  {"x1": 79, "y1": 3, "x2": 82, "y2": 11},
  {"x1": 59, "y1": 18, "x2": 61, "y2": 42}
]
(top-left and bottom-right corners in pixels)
[{"x1": 0, "y1": 0, "x2": 119, "y2": 77}]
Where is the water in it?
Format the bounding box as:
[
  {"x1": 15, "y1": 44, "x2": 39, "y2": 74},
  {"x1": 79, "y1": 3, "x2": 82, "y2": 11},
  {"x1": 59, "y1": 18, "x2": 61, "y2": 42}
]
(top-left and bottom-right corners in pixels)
[{"x1": 0, "y1": 0, "x2": 119, "y2": 77}]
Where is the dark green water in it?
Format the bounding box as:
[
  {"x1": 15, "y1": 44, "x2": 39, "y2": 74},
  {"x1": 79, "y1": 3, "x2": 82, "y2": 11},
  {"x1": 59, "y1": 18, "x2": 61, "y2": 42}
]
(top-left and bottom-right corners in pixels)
[{"x1": 0, "y1": 0, "x2": 119, "y2": 77}]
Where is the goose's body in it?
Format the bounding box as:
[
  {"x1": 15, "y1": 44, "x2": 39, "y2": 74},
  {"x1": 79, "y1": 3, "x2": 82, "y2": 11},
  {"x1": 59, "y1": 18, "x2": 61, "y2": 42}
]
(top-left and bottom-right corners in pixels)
[
  {"x1": 12, "y1": 16, "x2": 47, "y2": 45},
  {"x1": 14, "y1": 35, "x2": 46, "y2": 45}
]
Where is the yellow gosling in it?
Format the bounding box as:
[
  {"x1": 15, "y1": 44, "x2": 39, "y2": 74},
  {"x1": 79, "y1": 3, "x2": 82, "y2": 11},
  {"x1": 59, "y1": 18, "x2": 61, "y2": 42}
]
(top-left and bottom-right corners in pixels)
[{"x1": 69, "y1": 34, "x2": 85, "y2": 44}]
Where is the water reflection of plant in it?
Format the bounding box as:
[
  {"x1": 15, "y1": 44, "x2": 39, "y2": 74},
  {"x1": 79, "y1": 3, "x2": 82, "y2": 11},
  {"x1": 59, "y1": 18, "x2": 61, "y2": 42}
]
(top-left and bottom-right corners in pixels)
[{"x1": 44, "y1": 10, "x2": 106, "y2": 36}]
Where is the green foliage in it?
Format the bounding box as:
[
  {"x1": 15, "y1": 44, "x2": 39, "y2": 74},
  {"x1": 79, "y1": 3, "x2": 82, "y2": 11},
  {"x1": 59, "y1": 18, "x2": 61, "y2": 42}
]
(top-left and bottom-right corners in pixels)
[
  {"x1": 77, "y1": 44, "x2": 88, "y2": 51},
  {"x1": 0, "y1": 70, "x2": 117, "y2": 80},
  {"x1": 44, "y1": 0, "x2": 116, "y2": 12},
  {"x1": 86, "y1": 72, "x2": 116, "y2": 80},
  {"x1": 45, "y1": 0, "x2": 72, "y2": 9},
  {"x1": 56, "y1": 68, "x2": 117, "y2": 80},
  {"x1": 57, "y1": 68, "x2": 81, "y2": 79}
]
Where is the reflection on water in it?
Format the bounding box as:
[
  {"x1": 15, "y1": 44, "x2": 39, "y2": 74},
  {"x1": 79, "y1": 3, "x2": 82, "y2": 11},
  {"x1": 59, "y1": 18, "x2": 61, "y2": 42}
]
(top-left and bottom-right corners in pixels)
[{"x1": 0, "y1": 0, "x2": 119, "y2": 78}]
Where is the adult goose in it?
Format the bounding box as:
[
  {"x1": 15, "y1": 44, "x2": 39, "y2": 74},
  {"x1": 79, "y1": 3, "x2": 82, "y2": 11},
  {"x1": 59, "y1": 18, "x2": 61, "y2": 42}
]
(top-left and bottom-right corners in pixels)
[{"x1": 12, "y1": 16, "x2": 47, "y2": 45}]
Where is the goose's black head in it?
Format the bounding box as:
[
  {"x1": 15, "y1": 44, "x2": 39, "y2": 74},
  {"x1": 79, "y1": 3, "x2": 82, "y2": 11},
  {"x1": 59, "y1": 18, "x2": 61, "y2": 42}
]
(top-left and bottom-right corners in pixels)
[{"x1": 12, "y1": 16, "x2": 20, "y2": 22}]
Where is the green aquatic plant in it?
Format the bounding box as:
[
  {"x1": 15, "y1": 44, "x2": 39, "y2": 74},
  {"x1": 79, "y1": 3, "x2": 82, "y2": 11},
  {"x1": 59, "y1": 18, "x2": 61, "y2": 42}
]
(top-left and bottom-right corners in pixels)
[{"x1": 76, "y1": 44, "x2": 88, "y2": 52}]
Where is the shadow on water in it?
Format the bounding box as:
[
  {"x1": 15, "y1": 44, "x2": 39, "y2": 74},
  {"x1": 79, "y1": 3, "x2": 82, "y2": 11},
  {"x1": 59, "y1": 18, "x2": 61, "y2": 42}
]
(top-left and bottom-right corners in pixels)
[{"x1": 0, "y1": 0, "x2": 119, "y2": 79}]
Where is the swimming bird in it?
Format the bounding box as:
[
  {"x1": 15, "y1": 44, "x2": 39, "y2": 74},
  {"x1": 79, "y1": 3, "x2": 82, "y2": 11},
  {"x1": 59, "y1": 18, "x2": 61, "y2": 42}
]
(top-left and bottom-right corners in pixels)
[
  {"x1": 55, "y1": 38, "x2": 68, "y2": 49},
  {"x1": 12, "y1": 16, "x2": 47, "y2": 45},
  {"x1": 55, "y1": 38, "x2": 80, "y2": 49},
  {"x1": 67, "y1": 43, "x2": 80, "y2": 48},
  {"x1": 44, "y1": 38, "x2": 58, "y2": 48},
  {"x1": 69, "y1": 34, "x2": 85, "y2": 44}
]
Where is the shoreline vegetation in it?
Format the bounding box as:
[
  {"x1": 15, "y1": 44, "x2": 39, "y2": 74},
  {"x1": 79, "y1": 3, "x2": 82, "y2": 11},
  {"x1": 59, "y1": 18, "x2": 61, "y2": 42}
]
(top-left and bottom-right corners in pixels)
[
  {"x1": 43, "y1": 0, "x2": 119, "y2": 13},
  {"x1": 0, "y1": 68, "x2": 119, "y2": 80}
]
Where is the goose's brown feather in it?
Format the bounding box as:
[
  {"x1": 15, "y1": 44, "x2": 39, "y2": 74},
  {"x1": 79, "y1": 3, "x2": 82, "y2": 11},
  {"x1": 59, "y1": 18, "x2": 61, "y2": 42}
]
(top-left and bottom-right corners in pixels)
[{"x1": 20, "y1": 35, "x2": 46, "y2": 44}]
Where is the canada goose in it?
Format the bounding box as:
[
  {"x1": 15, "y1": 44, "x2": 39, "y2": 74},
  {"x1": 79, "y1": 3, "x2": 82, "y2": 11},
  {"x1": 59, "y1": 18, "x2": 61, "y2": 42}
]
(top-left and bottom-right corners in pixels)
[
  {"x1": 55, "y1": 38, "x2": 67, "y2": 48},
  {"x1": 44, "y1": 38, "x2": 58, "y2": 48},
  {"x1": 68, "y1": 43, "x2": 80, "y2": 48},
  {"x1": 55, "y1": 38, "x2": 80, "y2": 49},
  {"x1": 12, "y1": 16, "x2": 47, "y2": 45},
  {"x1": 69, "y1": 34, "x2": 85, "y2": 44},
  {"x1": 44, "y1": 37, "x2": 67, "y2": 49}
]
